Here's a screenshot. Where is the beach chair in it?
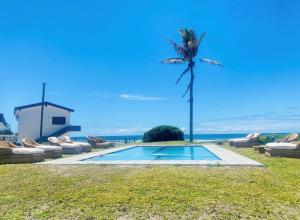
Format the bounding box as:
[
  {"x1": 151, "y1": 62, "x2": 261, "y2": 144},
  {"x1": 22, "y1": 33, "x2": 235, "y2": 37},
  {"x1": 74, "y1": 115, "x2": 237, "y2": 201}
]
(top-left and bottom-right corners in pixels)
[
  {"x1": 229, "y1": 132, "x2": 261, "y2": 148},
  {"x1": 61, "y1": 136, "x2": 91, "y2": 152},
  {"x1": 22, "y1": 138, "x2": 62, "y2": 159},
  {"x1": 48, "y1": 137, "x2": 82, "y2": 154},
  {"x1": 265, "y1": 142, "x2": 300, "y2": 158},
  {"x1": 0, "y1": 141, "x2": 45, "y2": 164},
  {"x1": 275, "y1": 133, "x2": 298, "y2": 143},
  {"x1": 86, "y1": 136, "x2": 115, "y2": 148}
]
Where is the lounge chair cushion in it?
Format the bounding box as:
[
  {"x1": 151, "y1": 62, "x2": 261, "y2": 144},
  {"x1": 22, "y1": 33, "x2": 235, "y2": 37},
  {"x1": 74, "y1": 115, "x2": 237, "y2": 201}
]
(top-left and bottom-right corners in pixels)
[
  {"x1": 266, "y1": 143, "x2": 298, "y2": 150},
  {"x1": 60, "y1": 142, "x2": 81, "y2": 148},
  {"x1": 22, "y1": 138, "x2": 39, "y2": 147},
  {"x1": 92, "y1": 142, "x2": 114, "y2": 148},
  {"x1": 11, "y1": 147, "x2": 44, "y2": 155},
  {"x1": 62, "y1": 136, "x2": 90, "y2": 147},
  {"x1": 229, "y1": 138, "x2": 250, "y2": 143},
  {"x1": 77, "y1": 142, "x2": 90, "y2": 147},
  {"x1": 63, "y1": 136, "x2": 73, "y2": 143},
  {"x1": 36, "y1": 145, "x2": 62, "y2": 151},
  {"x1": 63, "y1": 136, "x2": 88, "y2": 145},
  {"x1": 0, "y1": 147, "x2": 45, "y2": 164},
  {"x1": 246, "y1": 133, "x2": 254, "y2": 138},
  {"x1": 253, "y1": 132, "x2": 260, "y2": 137},
  {"x1": 59, "y1": 144, "x2": 81, "y2": 154},
  {"x1": 48, "y1": 137, "x2": 60, "y2": 145}
]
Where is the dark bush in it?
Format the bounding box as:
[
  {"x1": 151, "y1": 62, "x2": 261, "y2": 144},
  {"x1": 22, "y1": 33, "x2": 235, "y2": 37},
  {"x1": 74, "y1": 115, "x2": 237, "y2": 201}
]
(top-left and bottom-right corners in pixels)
[{"x1": 143, "y1": 125, "x2": 184, "y2": 142}]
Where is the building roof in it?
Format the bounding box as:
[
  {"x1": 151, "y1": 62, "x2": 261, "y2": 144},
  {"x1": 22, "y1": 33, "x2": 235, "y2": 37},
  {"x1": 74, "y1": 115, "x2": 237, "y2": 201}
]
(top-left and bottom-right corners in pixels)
[{"x1": 14, "y1": 102, "x2": 74, "y2": 114}]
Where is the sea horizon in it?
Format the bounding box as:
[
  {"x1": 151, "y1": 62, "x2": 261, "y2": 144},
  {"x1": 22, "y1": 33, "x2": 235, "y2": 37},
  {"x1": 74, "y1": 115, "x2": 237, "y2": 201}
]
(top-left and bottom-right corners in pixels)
[{"x1": 73, "y1": 132, "x2": 289, "y2": 142}]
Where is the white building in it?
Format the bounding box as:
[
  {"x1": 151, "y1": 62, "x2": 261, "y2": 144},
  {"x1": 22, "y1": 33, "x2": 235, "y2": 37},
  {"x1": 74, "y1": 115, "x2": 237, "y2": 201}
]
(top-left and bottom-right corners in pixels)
[{"x1": 14, "y1": 102, "x2": 81, "y2": 142}]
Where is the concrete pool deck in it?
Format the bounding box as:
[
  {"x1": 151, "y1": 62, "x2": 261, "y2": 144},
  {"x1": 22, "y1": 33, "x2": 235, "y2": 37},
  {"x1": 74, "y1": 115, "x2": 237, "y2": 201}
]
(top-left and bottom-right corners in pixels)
[{"x1": 40, "y1": 144, "x2": 264, "y2": 167}]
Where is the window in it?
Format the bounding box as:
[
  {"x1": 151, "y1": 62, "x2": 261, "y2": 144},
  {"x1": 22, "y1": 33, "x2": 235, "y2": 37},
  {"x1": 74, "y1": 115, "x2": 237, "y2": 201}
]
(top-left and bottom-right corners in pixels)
[{"x1": 52, "y1": 117, "x2": 66, "y2": 125}]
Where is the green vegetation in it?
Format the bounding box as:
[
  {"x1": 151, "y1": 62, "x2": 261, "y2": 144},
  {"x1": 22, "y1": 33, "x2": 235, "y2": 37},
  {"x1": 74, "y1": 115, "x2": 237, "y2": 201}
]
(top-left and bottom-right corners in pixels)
[
  {"x1": 143, "y1": 125, "x2": 184, "y2": 142},
  {"x1": 258, "y1": 134, "x2": 277, "y2": 144},
  {"x1": 0, "y1": 142, "x2": 299, "y2": 219}
]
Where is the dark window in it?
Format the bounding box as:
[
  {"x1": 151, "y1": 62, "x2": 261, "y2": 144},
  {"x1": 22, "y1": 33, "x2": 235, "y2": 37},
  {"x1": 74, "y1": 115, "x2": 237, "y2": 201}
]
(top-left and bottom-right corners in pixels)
[{"x1": 52, "y1": 117, "x2": 66, "y2": 125}]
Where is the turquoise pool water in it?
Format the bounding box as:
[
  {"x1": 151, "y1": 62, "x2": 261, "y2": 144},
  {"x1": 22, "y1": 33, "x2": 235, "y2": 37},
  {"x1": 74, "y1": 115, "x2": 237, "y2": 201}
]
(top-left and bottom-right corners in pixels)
[{"x1": 84, "y1": 146, "x2": 221, "y2": 161}]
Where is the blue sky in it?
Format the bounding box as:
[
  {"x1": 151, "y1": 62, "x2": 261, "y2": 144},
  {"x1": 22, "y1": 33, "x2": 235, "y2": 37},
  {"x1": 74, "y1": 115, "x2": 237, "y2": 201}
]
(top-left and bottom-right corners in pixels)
[{"x1": 1, "y1": 0, "x2": 300, "y2": 135}]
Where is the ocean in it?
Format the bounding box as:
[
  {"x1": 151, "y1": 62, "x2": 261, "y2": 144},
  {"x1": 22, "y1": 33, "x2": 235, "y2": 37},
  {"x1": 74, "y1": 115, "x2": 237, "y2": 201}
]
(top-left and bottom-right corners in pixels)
[{"x1": 73, "y1": 133, "x2": 249, "y2": 143}]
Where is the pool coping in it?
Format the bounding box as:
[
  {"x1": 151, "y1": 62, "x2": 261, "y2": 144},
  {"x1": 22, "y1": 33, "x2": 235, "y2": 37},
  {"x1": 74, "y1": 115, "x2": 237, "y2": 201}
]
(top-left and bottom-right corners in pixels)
[{"x1": 40, "y1": 144, "x2": 264, "y2": 167}]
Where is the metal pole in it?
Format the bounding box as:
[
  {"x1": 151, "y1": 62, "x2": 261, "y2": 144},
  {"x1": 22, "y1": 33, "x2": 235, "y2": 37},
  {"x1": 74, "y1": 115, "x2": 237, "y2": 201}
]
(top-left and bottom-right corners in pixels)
[{"x1": 39, "y1": 82, "x2": 47, "y2": 142}]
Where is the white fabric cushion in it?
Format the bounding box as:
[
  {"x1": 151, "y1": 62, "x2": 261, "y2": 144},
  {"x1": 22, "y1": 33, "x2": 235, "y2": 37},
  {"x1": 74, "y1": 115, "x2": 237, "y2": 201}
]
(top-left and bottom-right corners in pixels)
[
  {"x1": 36, "y1": 145, "x2": 62, "y2": 151},
  {"x1": 229, "y1": 138, "x2": 249, "y2": 142},
  {"x1": 48, "y1": 137, "x2": 60, "y2": 144},
  {"x1": 60, "y1": 143, "x2": 81, "y2": 148},
  {"x1": 266, "y1": 143, "x2": 297, "y2": 150},
  {"x1": 246, "y1": 133, "x2": 254, "y2": 138},
  {"x1": 63, "y1": 136, "x2": 72, "y2": 143},
  {"x1": 12, "y1": 147, "x2": 44, "y2": 155},
  {"x1": 74, "y1": 141, "x2": 90, "y2": 147},
  {"x1": 252, "y1": 132, "x2": 260, "y2": 138}
]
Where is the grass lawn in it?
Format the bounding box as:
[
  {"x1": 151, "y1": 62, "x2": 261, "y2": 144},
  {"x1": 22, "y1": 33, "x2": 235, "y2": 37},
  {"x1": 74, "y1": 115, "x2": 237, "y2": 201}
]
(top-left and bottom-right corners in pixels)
[{"x1": 0, "y1": 142, "x2": 299, "y2": 219}]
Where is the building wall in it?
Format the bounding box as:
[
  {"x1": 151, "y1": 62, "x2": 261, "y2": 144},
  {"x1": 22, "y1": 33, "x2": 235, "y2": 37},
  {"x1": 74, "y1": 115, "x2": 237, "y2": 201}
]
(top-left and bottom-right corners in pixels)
[{"x1": 16, "y1": 105, "x2": 70, "y2": 142}]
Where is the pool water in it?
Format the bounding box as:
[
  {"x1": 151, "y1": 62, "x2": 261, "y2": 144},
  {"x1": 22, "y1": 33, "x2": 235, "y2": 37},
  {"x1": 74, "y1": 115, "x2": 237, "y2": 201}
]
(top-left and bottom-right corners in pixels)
[{"x1": 84, "y1": 146, "x2": 221, "y2": 161}]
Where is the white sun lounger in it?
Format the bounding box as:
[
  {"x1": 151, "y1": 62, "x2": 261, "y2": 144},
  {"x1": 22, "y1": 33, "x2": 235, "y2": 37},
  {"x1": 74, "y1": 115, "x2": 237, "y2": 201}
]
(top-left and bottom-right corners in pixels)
[
  {"x1": 22, "y1": 138, "x2": 62, "y2": 158},
  {"x1": 0, "y1": 141, "x2": 45, "y2": 164},
  {"x1": 48, "y1": 137, "x2": 82, "y2": 154},
  {"x1": 61, "y1": 136, "x2": 91, "y2": 152},
  {"x1": 265, "y1": 142, "x2": 300, "y2": 158},
  {"x1": 229, "y1": 132, "x2": 260, "y2": 148}
]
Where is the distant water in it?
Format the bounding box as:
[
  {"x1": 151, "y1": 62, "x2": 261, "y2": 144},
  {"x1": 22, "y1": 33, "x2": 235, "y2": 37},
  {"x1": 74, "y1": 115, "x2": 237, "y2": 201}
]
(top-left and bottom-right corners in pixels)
[{"x1": 73, "y1": 133, "x2": 248, "y2": 143}]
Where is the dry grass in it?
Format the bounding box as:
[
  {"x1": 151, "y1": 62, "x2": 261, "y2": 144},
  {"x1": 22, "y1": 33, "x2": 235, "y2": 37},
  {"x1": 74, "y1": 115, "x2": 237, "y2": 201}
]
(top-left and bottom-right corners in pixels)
[{"x1": 0, "y1": 142, "x2": 299, "y2": 219}]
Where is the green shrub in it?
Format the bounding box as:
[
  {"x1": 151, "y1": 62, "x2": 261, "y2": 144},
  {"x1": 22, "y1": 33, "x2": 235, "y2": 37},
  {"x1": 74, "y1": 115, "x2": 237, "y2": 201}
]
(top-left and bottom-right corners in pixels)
[
  {"x1": 143, "y1": 125, "x2": 184, "y2": 142},
  {"x1": 258, "y1": 135, "x2": 275, "y2": 144}
]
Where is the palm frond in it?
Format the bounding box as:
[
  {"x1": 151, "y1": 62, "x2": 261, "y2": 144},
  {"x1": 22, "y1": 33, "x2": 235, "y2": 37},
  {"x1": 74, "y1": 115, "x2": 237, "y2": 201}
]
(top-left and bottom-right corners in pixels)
[
  {"x1": 197, "y1": 32, "x2": 206, "y2": 46},
  {"x1": 178, "y1": 29, "x2": 199, "y2": 59},
  {"x1": 180, "y1": 28, "x2": 197, "y2": 43},
  {"x1": 200, "y1": 58, "x2": 224, "y2": 68},
  {"x1": 176, "y1": 66, "x2": 190, "y2": 84},
  {"x1": 168, "y1": 39, "x2": 187, "y2": 57},
  {"x1": 161, "y1": 58, "x2": 186, "y2": 64}
]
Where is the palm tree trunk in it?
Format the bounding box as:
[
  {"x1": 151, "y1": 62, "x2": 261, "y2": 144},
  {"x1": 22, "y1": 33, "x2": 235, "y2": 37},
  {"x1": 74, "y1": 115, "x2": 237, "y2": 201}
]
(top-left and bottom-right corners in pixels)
[{"x1": 189, "y1": 63, "x2": 194, "y2": 142}]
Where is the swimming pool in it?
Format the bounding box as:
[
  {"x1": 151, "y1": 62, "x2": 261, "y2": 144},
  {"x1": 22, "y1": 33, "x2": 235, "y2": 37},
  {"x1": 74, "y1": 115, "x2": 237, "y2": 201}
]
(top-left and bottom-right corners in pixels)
[
  {"x1": 84, "y1": 146, "x2": 220, "y2": 161},
  {"x1": 42, "y1": 144, "x2": 264, "y2": 166}
]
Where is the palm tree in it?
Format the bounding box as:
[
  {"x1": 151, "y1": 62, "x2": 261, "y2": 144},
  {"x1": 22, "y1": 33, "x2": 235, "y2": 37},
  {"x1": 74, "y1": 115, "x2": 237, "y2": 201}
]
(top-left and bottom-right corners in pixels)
[{"x1": 162, "y1": 28, "x2": 223, "y2": 142}]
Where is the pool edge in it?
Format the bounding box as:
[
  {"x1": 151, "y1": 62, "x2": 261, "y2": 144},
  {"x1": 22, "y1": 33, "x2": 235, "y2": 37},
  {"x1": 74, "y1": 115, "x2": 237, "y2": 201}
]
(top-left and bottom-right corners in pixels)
[{"x1": 38, "y1": 144, "x2": 264, "y2": 167}]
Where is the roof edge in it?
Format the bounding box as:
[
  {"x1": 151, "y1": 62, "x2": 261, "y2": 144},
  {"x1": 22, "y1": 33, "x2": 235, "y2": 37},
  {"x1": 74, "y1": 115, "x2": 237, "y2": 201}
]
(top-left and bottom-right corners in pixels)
[{"x1": 14, "y1": 102, "x2": 74, "y2": 114}]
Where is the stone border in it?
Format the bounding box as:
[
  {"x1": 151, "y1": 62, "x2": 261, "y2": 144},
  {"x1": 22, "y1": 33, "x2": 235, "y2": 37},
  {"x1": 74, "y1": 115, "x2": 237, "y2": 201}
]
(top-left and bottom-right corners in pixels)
[{"x1": 40, "y1": 144, "x2": 263, "y2": 166}]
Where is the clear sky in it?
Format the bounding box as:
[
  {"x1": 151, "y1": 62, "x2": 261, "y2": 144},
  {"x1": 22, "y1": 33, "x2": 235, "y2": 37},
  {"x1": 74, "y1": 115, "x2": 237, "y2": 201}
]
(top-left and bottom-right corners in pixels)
[{"x1": 1, "y1": 0, "x2": 300, "y2": 135}]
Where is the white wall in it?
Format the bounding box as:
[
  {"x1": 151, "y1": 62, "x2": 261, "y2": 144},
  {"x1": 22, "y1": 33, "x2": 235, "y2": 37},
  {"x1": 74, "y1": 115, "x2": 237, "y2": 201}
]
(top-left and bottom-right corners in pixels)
[{"x1": 16, "y1": 105, "x2": 71, "y2": 142}]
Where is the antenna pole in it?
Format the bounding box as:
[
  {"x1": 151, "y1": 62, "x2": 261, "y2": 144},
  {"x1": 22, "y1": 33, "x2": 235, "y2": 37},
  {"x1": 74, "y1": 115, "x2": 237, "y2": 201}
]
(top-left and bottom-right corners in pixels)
[{"x1": 39, "y1": 82, "x2": 47, "y2": 142}]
